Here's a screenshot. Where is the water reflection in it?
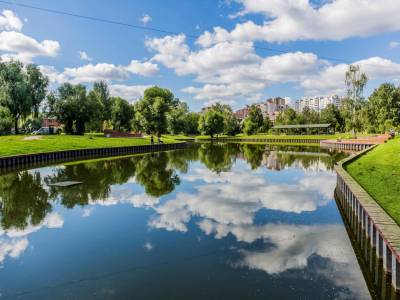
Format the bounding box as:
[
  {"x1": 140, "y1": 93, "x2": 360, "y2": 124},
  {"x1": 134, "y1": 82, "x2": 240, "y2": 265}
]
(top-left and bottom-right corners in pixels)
[{"x1": 0, "y1": 143, "x2": 372, "y2": 299}]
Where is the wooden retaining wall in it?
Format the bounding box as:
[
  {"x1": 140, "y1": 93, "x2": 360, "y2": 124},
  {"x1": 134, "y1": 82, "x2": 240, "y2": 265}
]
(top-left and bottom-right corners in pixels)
[
  {"x1": 200, "y1": 138, "x2": 322, "y2": 144},
  {"x1": 335, "y1": 147, "x2": 400, "y2": 293},
  {"x1": 0, "y1": 142, "x2": 187, "y2": 173}
]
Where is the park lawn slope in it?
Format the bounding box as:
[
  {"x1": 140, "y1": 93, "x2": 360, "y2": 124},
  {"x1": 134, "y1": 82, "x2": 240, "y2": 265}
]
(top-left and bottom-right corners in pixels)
[
  {"x1": 0, "y1": 135, "x2": 180, "y2": 157},
  {"x1": 345, "y1": 138, "x2": 400, "y2": 225}
]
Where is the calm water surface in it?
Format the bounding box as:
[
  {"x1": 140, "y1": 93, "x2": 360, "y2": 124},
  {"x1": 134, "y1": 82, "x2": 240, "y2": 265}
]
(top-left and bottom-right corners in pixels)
[{"x1": 0, "y1": 143, "x2": 372, "y2": 299}]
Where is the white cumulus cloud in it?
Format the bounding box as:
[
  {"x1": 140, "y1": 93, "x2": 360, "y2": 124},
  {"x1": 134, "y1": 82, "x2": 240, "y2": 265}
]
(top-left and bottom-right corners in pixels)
[
  {"x1": 200, "y1": 0, "x2": 400, "y2": 44},
  {"x1": 109, "y1": 84, "x2": 151, "y2": 103},
  {"x1": 0, "y1": 10, "x2": 23, "y2": 31},
  {"x1": 0, "y1": 31, "x2": 60, "y2": 63},
  {"x1": 140, "y1": 14, "x2": 152, "y2": 25},
  {"x1": 78, "y1": 50, "x2": 92, "y2": 61}
]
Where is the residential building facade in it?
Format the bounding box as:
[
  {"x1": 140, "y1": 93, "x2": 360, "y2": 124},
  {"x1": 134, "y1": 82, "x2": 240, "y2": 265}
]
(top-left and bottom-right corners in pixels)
[{"x1": 295, "y1": 95, "x2": 343, "y2": 112}]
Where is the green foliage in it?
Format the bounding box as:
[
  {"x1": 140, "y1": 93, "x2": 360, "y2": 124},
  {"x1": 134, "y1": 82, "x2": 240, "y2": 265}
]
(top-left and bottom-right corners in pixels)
[
  {"x1": 366, "y1": 83, "x2": 400, "y2": 133},
  {"x1": 320, "y1": 104, "x2": 344, "y2": 132},
  {"x1": 0, "y1": 61, "x2": 49, "y2": 133},
  {"x1": 0, "y1": 60, "x2": 32, "y2": 133},
  {"x1": 26, "y1": 64, "x2": 49, "y2": 117},
  {"x1": 275, "y1": 107, "x2": 298, "y2": 125},
  {"x1": 52, "y1": 83, "x2": 100, "y2": 135},
  {"x1": 134, "y1": 86, "x2": 175, "y2": 136},
  {"x1": 88, "y1": 81, "x2": 112, "y2": 131},
  {"x1": 198, "y1": 108, "x2": 224, "y2": 138},
  {"x1": 110, "y1": 97, "x2": 134, "y2": 132},
  {"x1": 0, "y1": 106, "x2": 12, "y2": 135},
  {"x1": 185, "y1": 112, "x2": 200, "y2": 135},
  {"x1": 243, "y1": 105, "x2": 264, "y2": 135},
  {"x1": 167, "y1": 101, "x2": 190, "y2": 134}
]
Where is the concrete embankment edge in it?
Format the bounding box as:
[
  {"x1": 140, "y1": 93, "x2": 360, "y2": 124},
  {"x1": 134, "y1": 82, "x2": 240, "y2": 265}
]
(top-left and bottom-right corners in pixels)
[
  {"x1": 198, "y1": 138, "x2": 322, "y2": 144},
  {"x1": 335, "y1": 145, "x2": 400, "y2": 292},
  {"x1": 0, "y1": 142, "x2": 188, "y2": 173}
]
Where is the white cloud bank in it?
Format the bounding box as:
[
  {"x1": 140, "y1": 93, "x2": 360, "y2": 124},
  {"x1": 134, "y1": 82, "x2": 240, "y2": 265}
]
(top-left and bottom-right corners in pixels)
[
  {"x1": 0, "y1": 10, "x2": 60, "y2": 63},
  {"x1": 146, "y1": 34, "x2": 400, "y2": 103},
  {"x1": 202, "y1": 0, "x2": 400, "y2": 44}
]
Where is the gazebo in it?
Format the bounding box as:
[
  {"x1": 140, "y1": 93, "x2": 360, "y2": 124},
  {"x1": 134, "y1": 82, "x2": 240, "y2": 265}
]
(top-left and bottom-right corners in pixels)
[{"x1": 272, "y1": 123, "x2": 333, "y2": 135}]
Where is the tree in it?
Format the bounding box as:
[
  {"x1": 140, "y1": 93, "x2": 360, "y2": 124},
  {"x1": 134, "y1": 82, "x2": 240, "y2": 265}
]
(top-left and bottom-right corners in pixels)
[
  {"x1": 52, "y1": 83, "x2": 98, "y2": 135},
  {"x1": 167, "y1": 101, "x2": 189, "y2": 134},
  {"x1": 134, "y1": 86, "x2": 176, "y2": 137},
  {"x1": 345, "y1": 64, "x2": 368, "y2": 137},
  {"x1": 301, "y1": 107, "x2": 319, "y2": 124},
  {"x1": 110, "y1": 97, "x2": 134, "y2": 132},
  {"x1": 223, "y1": 111, "x2": 240, "y2": 136},
  {"x1": 0, "y1": 60, "x2": 31, "y2": 134},
  {"x1": 0, "y1": 106, "x2": 12, "y2": 135},
  {"x1": 275, "y1": 107, "x2": 298, "y2": 125},
  {"x1": 320, "y1": 104, "x2": 344, "y2": 132},
  {"x1": 184, "y1": 112, "x2": 200, "y2": 135},
  {"x1": 198, "y1": 109, "x2": 224, "y2": 138},
  {"x1": 367, "y1": 83, "x2": 400, "y2": 133},
  {"x1": 26, "y1": 64, "x2": 49, "y2": 118},
  {"x1": 262, "y1": 116, "x2": 272, "y2": 133},
  {"x1": 88, "y1": 81, "x2": 111, "y2": 131},
  {"x1": 243, "y1": 104, "x2": 264, "y2": 135}
]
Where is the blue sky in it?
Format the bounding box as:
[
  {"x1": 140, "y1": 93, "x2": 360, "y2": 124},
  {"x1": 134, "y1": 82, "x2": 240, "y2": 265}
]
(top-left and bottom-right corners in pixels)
[{"x1": 0, "y1": 0, "x2": 400, "y2": 111}]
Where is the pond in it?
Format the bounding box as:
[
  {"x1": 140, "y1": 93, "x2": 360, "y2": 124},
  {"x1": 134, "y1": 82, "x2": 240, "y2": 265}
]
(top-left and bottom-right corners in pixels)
[{"x1": 0, "y1": 143, "x2": 373, "y2": 299}]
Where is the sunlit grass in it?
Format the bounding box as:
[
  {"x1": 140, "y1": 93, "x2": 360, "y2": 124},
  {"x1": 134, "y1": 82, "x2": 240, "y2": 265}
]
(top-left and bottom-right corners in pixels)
[
  {"x1": 0, "y1": 134, "x2": 180, "y2": 157},
  {"x1": 346, "y1": 138, "x2": 400, "y2": 225}
]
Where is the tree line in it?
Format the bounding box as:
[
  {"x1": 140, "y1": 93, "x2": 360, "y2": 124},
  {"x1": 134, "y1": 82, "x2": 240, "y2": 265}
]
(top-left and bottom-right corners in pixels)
[{"x1": 0, "y1": 60, "x2": 399, "y2": 136}]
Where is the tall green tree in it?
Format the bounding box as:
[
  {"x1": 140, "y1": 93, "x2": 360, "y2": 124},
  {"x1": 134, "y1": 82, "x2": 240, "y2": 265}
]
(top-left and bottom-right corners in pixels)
[
  {"x1": 367, "y1": 83, "x2": 400, "y2": 133},
  {"x1": 184, "y1": 112, "x2": 200, "y2": 135},
  {"x1": 275, "y1": 107, "x2": 298, "y2": 125},
  {"x1": 110, "y1": 97, "x2": 134, "y2": 132},
  {"x1": 243, "y1": 104, "x2": 264, "y2": 135},
  {"x1": 0, "y1": 106, "x2": 12, "y2": 135},
  {"x1": 167, "y1": 101, "x2": 190, "y2": 134},
  {"x1": 26, "y1": 64, "x2": 49, "y2": 118},
  {"x1": 52, "y1": 83, "x2": 99, "y2": 135},
  {"x1": 88, "y1": 81, "x2": 111, "y2": 131},
  {"x1": 0, "y1": 60, "x2": 31, "y2": 134},
  {"x1": 134, "y1": 86, "x2": 176, "y2": 137},
  {"x1": 320, "y1": 104, "x2": 344, "y2": 132},
  {"x1": 198, "y1": 108, "x2": 224, "y2": 138},
  {"x1": 345, "y1": 64, "x2": 368, "y2": 137}
]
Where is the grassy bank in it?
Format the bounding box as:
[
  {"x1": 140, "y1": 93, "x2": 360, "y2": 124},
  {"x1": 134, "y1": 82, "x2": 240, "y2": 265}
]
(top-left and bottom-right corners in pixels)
[
  {"x1": 0, "y1": 135, "x2": 179, "y2": 157},
  {"x1": 345, "y1": 138, "x2": 400, "y2": 225}
]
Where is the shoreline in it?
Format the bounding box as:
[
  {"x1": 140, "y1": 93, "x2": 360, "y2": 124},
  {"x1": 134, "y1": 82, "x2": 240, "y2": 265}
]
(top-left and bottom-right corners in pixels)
[
  {"x1": 335, "y1": 146, "x2": 400, "y2": 293},
  {"x1": 0, "y1": 142, "x2": 188, "y2": 173}
]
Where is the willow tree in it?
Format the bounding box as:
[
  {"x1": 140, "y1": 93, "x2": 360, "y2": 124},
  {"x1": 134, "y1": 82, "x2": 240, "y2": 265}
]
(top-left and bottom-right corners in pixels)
[{"x1": 345, "y1": 64, "x2": 368, "y2": 137}]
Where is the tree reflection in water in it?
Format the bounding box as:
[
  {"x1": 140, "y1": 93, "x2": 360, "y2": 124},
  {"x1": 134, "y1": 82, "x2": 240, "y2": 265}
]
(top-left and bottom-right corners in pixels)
[{"x1": 0, "y1": 143, "x2": 345, "y2": 231}]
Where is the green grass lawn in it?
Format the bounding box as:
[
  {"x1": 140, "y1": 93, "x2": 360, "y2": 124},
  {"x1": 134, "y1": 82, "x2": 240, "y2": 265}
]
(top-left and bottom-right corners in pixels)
[
  {"x1": 0, "y1": 134, "x2": 179, "y2": 157},
  {"x1": 345, "y1": 138, "x2": 400, "y2": 225}
]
